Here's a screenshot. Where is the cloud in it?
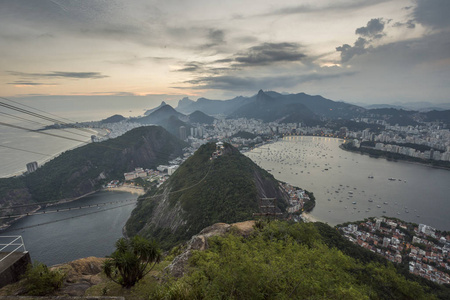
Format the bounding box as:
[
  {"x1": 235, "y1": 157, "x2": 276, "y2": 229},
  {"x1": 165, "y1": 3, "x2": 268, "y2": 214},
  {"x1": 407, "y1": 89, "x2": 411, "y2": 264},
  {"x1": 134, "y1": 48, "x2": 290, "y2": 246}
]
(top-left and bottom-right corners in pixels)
[
  {"x1": 176, "y1": 71, "x2": 356, "y2": 91},
  {"x1": 7, "y1": 81, "x2": 57, "y2": 86},
  {"x1": 336, "y1": 18, "x2": 386, "y2": 62},
  {"x1": 412, "y1": 0, "x2": 450, "y2": 29},
  {"x1": 174, "y1": 42, "x2": 306, "y2": 76},
  {"x1": 233, "y1": 43, "x2": 306, "y2": 66},
  {"x1": 177, "y1": 62, "x2": 205, "y2": 72},
  {"x1": 9, "y1": 71, "x2": 108, "y2": 79},
  {"x1": 265, "y1": 0, "x2": 390, "y2": 16},
  {"x1": 207, "y1": 29, "x2": 225, "y2": 45},
  {"x1": 355, "y1": 18, "x2": 385, "y2": 38},
  {"x1": 336, "y1": 37, "x2": 369, "y2": 62},
  {"x1": 393, "y1": 20, "x2": 416, "y2": 29}
]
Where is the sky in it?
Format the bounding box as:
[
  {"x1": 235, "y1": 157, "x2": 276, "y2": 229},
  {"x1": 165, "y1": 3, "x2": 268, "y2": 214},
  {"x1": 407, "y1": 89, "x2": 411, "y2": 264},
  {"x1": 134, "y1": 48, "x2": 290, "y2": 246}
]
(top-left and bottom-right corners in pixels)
[{"x1": 1, "y1": 0, "x2": 449, "y2": 105}]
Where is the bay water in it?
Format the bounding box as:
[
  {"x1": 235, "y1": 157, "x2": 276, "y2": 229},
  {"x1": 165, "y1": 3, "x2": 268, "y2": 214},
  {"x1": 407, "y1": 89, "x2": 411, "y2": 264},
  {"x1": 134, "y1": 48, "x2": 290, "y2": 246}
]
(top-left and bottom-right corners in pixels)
[
  {"x1": 1, "y1": 191, "x2": 137, "y2": 266},
  {"x1": 246, "y1": 136, "x2": 450, "y2": 231}
]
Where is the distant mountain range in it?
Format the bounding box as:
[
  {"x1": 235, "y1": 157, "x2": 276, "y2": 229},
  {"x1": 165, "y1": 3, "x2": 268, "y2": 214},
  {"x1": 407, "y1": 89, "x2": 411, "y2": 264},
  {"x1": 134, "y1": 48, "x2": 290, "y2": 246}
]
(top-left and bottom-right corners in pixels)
[
  {"x1": 176, "y1": 90, "x2": 364, "y2": 123},
  {"x1": 90, "y1": 90, "x2": 449, "y2": 133},
  {"x1": 173, "y1": 90, "x2": 450, "y2": 127},
  {"x1": 358, "y1": 102, "x2": 450, "y2": 112}
]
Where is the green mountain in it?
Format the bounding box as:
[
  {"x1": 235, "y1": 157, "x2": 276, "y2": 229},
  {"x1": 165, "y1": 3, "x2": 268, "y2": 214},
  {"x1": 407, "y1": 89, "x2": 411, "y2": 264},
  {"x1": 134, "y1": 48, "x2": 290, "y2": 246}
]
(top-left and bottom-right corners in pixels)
[
  {"x1": 134, "y1": 104, "x2": 185, "y2": 125},
  {"x1": 125, "y1": 142, "x2": 289, "y2": 248},
  {"x1": 176, "y1": 96, "x2": 250, "y2": 115},
  {"x1": 176, "y1": 90, "x2": 365, "y2": 120},
  {"x1": 188, "y1": 110, "x2": 215, "y2": 125},
  {"x1": 143, "y1": 101, "x2": 167, "y2": 116},
  {"x1": 423, "y1": 110, "x2": 450, "y2": 127},
  {"x1": 0, "y1": 126, "x2": 187, "y2": 223},
  {"x1": 230, "y1": 90, "x2": 321, "y2": 124},
  {"x1": 100, "y1": 114, "x2": 126, "y2": 124}
]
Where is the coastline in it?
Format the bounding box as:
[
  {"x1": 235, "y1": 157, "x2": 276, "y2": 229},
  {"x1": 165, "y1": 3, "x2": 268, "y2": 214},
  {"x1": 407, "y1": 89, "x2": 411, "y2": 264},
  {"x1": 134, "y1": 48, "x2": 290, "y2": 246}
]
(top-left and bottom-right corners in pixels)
[
  {"x1": 301, "y1": 213, "x2": 321, "y2": 223},
  {"x1": 340, "y1": 145, "x2": 450, "y2": 171},
  {"x1": 103, "y1": 185, "x2": 145, "y2": 195}
]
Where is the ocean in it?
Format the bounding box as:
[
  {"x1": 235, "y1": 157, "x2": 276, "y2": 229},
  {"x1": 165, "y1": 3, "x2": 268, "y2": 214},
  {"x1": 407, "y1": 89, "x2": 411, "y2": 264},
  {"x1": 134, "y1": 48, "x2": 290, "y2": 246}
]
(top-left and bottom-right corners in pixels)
[{"x1": 0, "y1": 95, "x2": 177, "y2": 177}]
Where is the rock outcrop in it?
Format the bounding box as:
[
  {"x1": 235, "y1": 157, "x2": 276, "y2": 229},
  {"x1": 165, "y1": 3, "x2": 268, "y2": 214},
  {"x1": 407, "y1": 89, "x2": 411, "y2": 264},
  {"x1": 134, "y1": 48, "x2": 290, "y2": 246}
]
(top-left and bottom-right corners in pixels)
[
  {"x1": 50, "y1": 257, "x2": 105, "y2": 297},
  {"x1": 165, "y1": 221, "x2": 255, "y2": 278}
]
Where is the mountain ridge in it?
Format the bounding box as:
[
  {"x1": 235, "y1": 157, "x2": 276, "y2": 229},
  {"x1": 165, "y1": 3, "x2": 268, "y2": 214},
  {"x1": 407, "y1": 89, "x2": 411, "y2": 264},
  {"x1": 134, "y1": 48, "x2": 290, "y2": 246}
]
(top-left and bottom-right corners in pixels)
[{"x1": 125, "y1": 142, "x2": 289, "y2": 249}]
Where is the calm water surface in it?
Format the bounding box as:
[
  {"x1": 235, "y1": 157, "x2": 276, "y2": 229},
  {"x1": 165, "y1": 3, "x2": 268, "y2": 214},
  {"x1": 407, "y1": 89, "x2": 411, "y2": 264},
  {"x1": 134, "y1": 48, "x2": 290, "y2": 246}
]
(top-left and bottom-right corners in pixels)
[
  {"x1": 2, "y1": 191, "x2": 136, "y2": 266},
  {"x1": 246, "y1": 136, "x2": 450, "y2": 231}
]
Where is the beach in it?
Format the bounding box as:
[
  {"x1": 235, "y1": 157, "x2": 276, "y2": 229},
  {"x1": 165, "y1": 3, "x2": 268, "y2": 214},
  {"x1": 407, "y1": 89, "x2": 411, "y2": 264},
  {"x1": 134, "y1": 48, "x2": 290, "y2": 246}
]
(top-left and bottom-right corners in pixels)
[{"x1": 103, "y1": 185, "x2": 145, "y2": 195}]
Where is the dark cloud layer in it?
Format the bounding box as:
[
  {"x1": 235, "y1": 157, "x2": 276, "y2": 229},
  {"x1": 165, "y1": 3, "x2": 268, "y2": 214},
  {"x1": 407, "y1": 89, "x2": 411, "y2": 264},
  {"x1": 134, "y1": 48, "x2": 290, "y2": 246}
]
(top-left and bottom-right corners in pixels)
[
  {"x1": 7, "y1": 81, "x2": 56, "y2": 86},
  {"x1": 177, "y1": 62, "x2": 204, "y2": 72},
  {"x1": 355, "y1": 18, "x2": 385, "y2": 39},
  {"x1": 265, "y1": 0, "x2": 389, "y2": 16},
  {"x1": 393, "y1": 20, "x2": 416, "y2": 29},
  {"x1": 9, "y1": 71, "x2": 108, "y2": 79},
  {"x1": 413, "y1": 0, "x2": 450, "y2": 29},
  {"x1": 176, "y1": 42, "x2": 306, "y2": 75},
  {"x1": 178, "y1": 71, "x2": 356, "y2": 91},
  {"x1": 336, "y1": 37, "x2": 369, "y2": 62},
  {"x1": 336, "y1": 18, "x2": 387, "y2": 63},
  {"x1": 234, "y1": 42, "x2": 305, "y2": 66}
]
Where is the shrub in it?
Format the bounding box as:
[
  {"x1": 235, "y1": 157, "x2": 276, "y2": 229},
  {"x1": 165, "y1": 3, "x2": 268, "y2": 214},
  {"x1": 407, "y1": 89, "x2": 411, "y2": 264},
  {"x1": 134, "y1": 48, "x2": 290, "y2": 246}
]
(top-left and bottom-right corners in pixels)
[
  {"x1": 21, "y1": 262, "x2": 65, "y2": 296},
  {"x1": 103, "y1": 235, "x2": 162, "y2": 288}
]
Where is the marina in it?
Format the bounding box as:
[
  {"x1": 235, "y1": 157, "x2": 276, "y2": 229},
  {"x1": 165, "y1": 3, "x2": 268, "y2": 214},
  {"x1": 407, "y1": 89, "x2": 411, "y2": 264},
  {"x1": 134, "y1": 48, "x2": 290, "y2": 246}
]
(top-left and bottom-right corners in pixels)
[{"x1": 246, "y1": 136, "x2": 450, "y2": 230}]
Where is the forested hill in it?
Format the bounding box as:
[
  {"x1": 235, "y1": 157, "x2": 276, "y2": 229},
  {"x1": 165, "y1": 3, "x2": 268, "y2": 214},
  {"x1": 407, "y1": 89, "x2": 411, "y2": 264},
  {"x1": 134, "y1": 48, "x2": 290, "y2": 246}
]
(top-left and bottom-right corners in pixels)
[
  {"x1": 0, "y1": 126, "x2": 187, "y2": 223},
  {"x1": 126, "y1": 142, "x2": 289, "y2": 249}
]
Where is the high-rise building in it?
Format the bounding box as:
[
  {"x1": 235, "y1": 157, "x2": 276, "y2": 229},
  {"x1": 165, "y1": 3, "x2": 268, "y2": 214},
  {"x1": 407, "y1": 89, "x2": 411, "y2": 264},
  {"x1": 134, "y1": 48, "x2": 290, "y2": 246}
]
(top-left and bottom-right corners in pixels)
[
  {"x1": 179, "y1": 126, "x2": 187, "y2": 140},
  {"x1": 26, "y1": 161, "x2": 38, "y2": 173}
]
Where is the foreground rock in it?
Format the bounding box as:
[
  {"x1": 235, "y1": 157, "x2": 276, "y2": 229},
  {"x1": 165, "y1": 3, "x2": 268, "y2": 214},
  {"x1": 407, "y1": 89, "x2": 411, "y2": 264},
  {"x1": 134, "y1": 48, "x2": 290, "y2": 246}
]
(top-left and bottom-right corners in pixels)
[
  {"x1": 165, "y1": 221, "x2": 255, "y2": 278},
  {"x1": 51, "y1": 257, "x2": 105, "y2": 297},
  {"x1": 0, "y1": 257, "x2": 105, "y2": 297}
]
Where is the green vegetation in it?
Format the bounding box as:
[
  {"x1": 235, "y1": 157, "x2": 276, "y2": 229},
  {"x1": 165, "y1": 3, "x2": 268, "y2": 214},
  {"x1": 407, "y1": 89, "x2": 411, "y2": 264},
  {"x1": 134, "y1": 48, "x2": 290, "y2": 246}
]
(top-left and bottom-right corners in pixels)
[
  {"x1": 341, "y1": 142, "x2": 450, "y2": 169},
  {"x1": 152, "y1": 221, "x2": 435, "y2": 299},
  {"x1": 21, "y1": 262, "x2": 65, "y2": 296},
  {"x1": 231, "y1": 130, "x2": 257, "y2": 139},
  {"x1": 361, "y1": 141, "x2": 440, "y2": 153},
  {"x1": 0, "y1": 126, "x2": 187, "y2": 205},
  {"x1": 126, "y1": 142, "x2": 288, "y2": 249},
  {"x1": 103, "y1": 236, "x2": 162, "y2": 289},
  {"x1": 325, "y1": 119, "x2": 385, "y2": 133},
  {"x1": 100, "y1": 114, "x2": 126, "y2": 124},
  {"x1": 188, "y1": 110, "x2": 215, "y2": 124},
  {"x1": 303, "y1": 190, "x2": 316, "y2": 212}
]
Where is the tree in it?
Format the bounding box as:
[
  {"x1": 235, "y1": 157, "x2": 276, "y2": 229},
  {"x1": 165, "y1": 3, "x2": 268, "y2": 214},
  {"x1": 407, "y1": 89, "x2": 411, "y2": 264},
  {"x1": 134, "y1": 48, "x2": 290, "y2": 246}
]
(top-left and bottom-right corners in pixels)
[{"x1": 103, "y1": 235, "x2": 161, "y2": 288}]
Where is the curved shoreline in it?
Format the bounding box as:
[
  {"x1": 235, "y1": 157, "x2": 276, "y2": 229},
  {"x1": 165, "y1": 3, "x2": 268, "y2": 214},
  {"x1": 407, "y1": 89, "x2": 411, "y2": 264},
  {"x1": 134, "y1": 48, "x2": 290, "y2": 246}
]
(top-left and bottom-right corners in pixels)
[
  {"x1": 339, "y1": 145, "x2": 450, "y2": 171},
  {"x1": 102, "y1": 185, "x2": 145, "y2": 195},
  {"x1": 301, "y1": 213, "x2": 321, "y2": 223}
]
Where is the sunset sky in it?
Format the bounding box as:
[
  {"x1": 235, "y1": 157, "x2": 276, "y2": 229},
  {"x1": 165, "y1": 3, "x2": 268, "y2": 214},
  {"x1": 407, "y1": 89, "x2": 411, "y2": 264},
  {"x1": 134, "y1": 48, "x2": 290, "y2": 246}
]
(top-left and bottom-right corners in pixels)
[{"x1": 1, "y1": 0, "x2": 449, "y2": 104}]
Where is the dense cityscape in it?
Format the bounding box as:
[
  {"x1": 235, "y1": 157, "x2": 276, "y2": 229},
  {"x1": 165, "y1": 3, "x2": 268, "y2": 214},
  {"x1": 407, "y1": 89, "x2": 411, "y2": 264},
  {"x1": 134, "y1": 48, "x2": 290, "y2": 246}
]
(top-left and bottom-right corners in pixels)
[{"x1": 339, "y1": 218, "x2": 450, "y2": 284}]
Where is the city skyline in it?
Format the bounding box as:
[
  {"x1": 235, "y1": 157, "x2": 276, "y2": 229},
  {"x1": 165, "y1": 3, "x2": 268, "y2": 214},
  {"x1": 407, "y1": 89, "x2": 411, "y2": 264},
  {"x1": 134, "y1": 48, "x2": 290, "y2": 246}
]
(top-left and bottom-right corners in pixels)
[{"x1": 1, "y1": 0, "x2": 449, "y2": 104}]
